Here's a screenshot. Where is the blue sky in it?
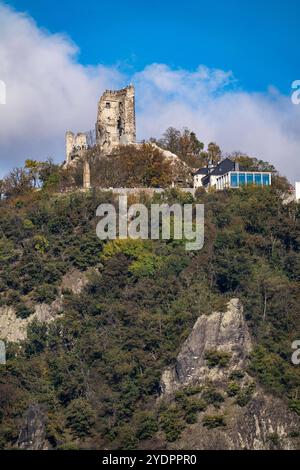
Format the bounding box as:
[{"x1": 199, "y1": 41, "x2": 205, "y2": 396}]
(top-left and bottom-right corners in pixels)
[
  {"x1": 5, "y1": 0, "x2": 300, "y2": 94},
  {"x1": 0, "y1": 0, "x2": 300, "y2": 180}
]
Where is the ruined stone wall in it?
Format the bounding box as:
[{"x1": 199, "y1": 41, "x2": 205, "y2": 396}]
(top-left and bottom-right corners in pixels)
[
  {"x1": 96, "y1": 85, "x2": 136, "y2": 152},
  {"x1": 65, "y1": 131, "x2": 75, "y2": 163},
  {"x1": 65, "y1": 131, "x2": 88, "y2": 163}
]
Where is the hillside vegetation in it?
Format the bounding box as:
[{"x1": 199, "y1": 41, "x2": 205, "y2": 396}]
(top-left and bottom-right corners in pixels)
[{"x1": 0, "y1": 171, "x2": 299, "y2": 448}]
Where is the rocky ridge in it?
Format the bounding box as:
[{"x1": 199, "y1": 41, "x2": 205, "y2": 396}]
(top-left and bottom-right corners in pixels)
[{"x1": 160, "y1": 299, "x2": 300, "y2": 450}]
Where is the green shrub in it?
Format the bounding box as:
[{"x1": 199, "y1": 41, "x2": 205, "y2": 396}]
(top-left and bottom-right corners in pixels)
[
  {"x1": 267, "y1": 432, "x2": 280, "y2": 448},
  {"x1": 202, "y1": 414, "x2": 226, "y2": 429},
  {"x1": 33, "y1": 284, "x2": 58, "y2": 304},
  {"x1": 66, "y1": 398, "x2": 95, "y2": 438},
  {"x1": 118, "y1": 425, "x2": 139, "y2": 449},
  {"x1": 236, "y1": 383, "x2": 255, "y2": 407},
  {"x1": 289, "y1": 430, "x2": 300, "y2": 438},
  {"x1": 135, "y1": 412, "x2": 158, "y2": 440},
  {"x1": 202, "y1": 388, "x2": 225, "y2": 406},
  {"x1": 229, "y1": 369, "x2": 245, "y2": 380},
  {"x1": 160, "y1": 406, "x2": 185, "y2": 442},
  {"x1": 15, "y1": 303, "x2": 34, "y2": 319},
  {"x1": 23, "y1": 219, "x2": 35, "y2": 230},
  {"x1": 184, "y1": 385, "x2": 202, "y2": 396},
  {"x1": 204, "y1": 350, "x2": 231, "y2": 368},
  {"x1": 227, "y1": 382, "x2": 240, "y2": 397},
  {"x1": 289, "y1": 399, "x2": 300, "y2": 415},
  {"x1": 183, "y1": 398, "x2": 206, "y2": 424},
  {"x1": 5, "y1": 290, "x2": 21, "y2": 306},
  {"x1": 33, "y1": 235, "x2": 49, "y2": 253}
]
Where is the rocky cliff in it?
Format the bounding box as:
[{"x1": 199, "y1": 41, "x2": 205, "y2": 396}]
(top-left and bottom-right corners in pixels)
[
  {"x1": 160, "y1": 299, "x2": 300, "y2": 450},
  {"x1": 0, "y1": 268, "x2": 91, "y2": 343},
  {"x1": 161, "y1": 298, "x2": 252, "y2": 394},
  {"x1": 17, "y1": 404, "x2": 50, "y2": 450}
]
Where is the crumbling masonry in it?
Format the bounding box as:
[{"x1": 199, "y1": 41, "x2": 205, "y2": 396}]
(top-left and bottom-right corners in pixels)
[
  {"x1": 96, "y1": 85, "x2": 136, "y2": 152},
  {"x1": 65, "y1": 132, "x2": 88, "y2": 164},
  {"x1": 65, "y1": 85, "x2": 136, "y2": 163}
]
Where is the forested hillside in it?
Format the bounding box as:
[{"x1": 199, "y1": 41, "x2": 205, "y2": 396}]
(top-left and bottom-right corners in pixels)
[{"x1": 0, "y1": 175, "x2": 300, "y2": 448}]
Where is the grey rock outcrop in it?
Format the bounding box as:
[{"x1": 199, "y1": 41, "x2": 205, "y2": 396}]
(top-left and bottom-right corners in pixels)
[
  {"x1": 17, "y1": 404, "x2": 50, "y2": 450},
  {"x1": 171, "y1": 390, "x2": 300, "y2": 450},
  {"x1": 61, "y1": 267, "x2": 92, "y2": 294},
  {"x1": 161, "y1": 298, "x2": 252, "y2": 394},
  {"x1": 0, "y1": 299, "x2": 62, "y2": 343},
  {"x1": 0, "y1": 268, "x2": 92, "y2": 343},
  {"x1": 160, "y1": 299, "x2": 300, "y2": 450}
]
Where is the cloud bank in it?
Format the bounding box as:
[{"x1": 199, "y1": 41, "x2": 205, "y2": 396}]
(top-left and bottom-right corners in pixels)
[{"x1": 0, "y1": 3, "x2": 299, "y2": 181}]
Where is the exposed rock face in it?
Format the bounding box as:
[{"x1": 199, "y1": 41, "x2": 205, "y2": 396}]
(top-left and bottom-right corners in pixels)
[
  {"x1": 0, "y1": 306, "x2": 29, "y2": 343},
  {"x1": 0, "y1": 269, "x2": 91, "y2": 343},
  {"x1": 160, "y1": 299, "x2": 300, "y2": 450},
  {"x1": 0, "y1": 299, "x2": 62, "y2": 343},
  {"x1": 61, "y1": 267, "x2": 92, "y2": 295},
  {"x1": 147, "y1": 143, "x2": 183, "y2": 164},
  {"x1": 171, "y1": 390, "x2": 300, "y2": 450},
  {"x1": 17, "y1": 404, "x2": 50, "y2": 450},
  {"x1": 161, "y1": 299, "x2": 252, "y2": 394}
]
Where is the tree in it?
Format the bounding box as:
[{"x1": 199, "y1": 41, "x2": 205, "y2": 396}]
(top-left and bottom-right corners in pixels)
[
  {"x1": 66, "y1": 398, "x2": 95, "y2": 438},
  {"x1": 91, "y1": 144, "x2": 174, "y2": 188},
  {"x1": 154, "y1": 127, "x2": 205, "y2": 168},
  {"x1": 190, "y1": 131, "x2": 204, "y2": 157},
  {"x1": 207, "y1": 142, "x2": 222, "y2": 165},
  {"x1": 25, "y1": 160, "x2": 43, "y2": 188},
  {"x1": 3, "y1": 167, "x2": 32, "y2": 198},
  {"x1": 230, "y1": 153, "x2": 277, "y2": 173},
  {"x1": 160, "y1": 127, "x2": 181, "y2": 155}
]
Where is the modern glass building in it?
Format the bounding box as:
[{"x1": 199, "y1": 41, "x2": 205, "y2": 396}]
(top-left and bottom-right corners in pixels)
[
  {"x1": 193, "y1": 158, "x2": 273, "y2": 191},
  {"x1": 216, "y1": 171, "x2": 272, "y2": 190}
]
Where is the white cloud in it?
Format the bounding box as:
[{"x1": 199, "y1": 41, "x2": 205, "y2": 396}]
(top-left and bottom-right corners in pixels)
[
  {"x1": 134, "y1": 64, "x2": 300, "y2": 181},
  {"x1": 0, "y1": 3, "x2": 124, "y2": 175},
  {"x1": 0, "y1": 3, "x2": 299, "y2": 181}
]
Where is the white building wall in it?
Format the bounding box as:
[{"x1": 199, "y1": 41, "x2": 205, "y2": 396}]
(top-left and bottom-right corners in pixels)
[
  {"x1": 193, "y1": 174, "x2": 204, "y2": 188},
  {"x1": 209, "y1": 175, "x2": 217, "y2": 188}
]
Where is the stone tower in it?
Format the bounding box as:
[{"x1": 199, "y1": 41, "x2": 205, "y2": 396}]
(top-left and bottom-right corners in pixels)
[
  {"x1": 65, "y1": 131, "x2": 75, "y2": 163},
  {"x1": 65, "y1": 131, "x2": 88, "y2": 163},
  {"x1": 96, "y1": 85, "x2": 136, "y2": 152}
]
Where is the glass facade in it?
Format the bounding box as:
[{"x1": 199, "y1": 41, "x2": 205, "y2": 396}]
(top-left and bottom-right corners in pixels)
[
  {"x1": 230, "y1": 173, "x2": 238, "y2": 187},
  {"x1": 239, "y1": 173, "x2": 246, "y2": 185},
  {"x1": 255, "y1": 173, "x2": 262, "y2": 185},
  {"x1": 246, "y1": 173, "x2": 253, "y2": 185},
  {"x1": 224, "y1": 172, "x2": 271, "y2": 189}
]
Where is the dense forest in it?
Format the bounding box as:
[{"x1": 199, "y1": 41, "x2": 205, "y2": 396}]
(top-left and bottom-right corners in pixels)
[{"x1": 0, "y1": 136, "x2": 299, "y2": 449}]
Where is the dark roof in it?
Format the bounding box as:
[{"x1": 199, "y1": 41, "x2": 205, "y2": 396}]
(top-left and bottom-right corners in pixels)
[
  {"x1": 193, "y1": 167, "x2": 210, "y2": 176},
  {"x1": 201, "y1": 158, "x2": 236, "y2": 186},
  {"x1": 208, "y1": 158, "x2": 236, "y2": 176}
]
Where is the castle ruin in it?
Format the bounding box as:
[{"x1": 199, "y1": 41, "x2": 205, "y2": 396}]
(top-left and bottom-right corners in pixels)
[
  {"x1": 96, "y1": 85, "x2": 136, "y2": 152},
  {"x1": 65, "y1": 132, "x2": 88, "y2": 164},
  {"x1": 63, "y1": 84, "x2": 187, "y2": 189},
  {"x1": 65, "y1": 85, "x2": 136, "y2": 163}
]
